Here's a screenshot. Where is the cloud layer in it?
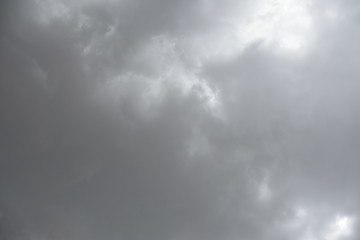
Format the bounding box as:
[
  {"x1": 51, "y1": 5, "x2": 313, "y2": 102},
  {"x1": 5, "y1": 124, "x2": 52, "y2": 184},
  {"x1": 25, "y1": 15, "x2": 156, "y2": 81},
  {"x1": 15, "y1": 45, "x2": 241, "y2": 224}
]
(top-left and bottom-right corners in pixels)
[{"x1": 1, "y1": 0, "x2": 360, "y2": 240}]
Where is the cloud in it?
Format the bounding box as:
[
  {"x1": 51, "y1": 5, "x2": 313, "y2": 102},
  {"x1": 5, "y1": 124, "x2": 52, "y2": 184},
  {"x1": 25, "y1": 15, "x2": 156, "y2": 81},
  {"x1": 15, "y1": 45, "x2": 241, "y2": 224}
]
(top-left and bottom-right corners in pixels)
[{"x1": 1, "y1": 0, "x2": 360, "y2": 240}]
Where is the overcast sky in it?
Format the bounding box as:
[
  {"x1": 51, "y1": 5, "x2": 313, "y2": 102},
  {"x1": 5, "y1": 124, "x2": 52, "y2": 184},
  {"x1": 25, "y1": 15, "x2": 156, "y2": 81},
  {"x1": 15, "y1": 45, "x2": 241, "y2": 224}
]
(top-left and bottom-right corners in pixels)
[{"x1": 1, "y1": 0, "x2": 360, "y2": 239}]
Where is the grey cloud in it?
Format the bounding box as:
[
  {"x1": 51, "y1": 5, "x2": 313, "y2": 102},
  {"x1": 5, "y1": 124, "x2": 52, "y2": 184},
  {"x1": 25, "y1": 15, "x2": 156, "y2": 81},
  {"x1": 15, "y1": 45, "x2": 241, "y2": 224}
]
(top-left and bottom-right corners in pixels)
[{"x1": 1, "y1": 0, "x2": 360, "y2": 240}]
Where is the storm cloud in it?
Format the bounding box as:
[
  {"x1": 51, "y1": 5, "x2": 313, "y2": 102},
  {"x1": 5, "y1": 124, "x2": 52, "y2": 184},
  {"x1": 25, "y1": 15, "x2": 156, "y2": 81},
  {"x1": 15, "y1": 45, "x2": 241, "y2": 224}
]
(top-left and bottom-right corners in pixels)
[{"x1": 1, "y1": 0, "x2": 360, "y2": 240}]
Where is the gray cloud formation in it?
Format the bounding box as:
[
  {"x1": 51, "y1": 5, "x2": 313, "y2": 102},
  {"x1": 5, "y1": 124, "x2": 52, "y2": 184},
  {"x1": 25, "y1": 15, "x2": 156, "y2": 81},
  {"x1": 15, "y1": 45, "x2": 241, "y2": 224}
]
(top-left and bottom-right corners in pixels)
[{"x1": 1, "y1": 0, "x2": 360, "y2": 240}]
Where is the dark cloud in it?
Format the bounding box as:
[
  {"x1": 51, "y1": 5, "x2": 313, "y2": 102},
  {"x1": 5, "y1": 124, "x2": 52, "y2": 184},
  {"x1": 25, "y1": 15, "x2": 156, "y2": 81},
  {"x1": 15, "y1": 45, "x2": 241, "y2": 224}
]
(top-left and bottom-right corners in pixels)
[{"x1": 1, "y1": 0, "x2": 360, "y2": 240}]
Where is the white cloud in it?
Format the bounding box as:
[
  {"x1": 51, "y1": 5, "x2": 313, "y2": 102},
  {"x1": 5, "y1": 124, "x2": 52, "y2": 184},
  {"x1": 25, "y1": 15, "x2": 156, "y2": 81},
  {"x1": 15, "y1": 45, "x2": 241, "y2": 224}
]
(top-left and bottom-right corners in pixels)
[{"x1": 324, "y1": 215, "x2": 356, "y2": 240}]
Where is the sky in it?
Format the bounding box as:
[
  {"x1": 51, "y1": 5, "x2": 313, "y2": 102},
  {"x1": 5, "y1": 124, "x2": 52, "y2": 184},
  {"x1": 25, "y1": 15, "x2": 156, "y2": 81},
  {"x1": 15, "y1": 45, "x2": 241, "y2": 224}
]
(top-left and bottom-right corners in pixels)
[{"x1": 1, "y1": 0, "x2": 360, "y2": 239}]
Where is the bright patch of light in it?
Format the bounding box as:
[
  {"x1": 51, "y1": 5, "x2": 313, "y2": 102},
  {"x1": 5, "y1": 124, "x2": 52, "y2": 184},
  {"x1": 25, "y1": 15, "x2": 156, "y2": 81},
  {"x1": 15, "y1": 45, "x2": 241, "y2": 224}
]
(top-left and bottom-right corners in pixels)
[
  {"x1": 280, "y1": 35, "x2": 305, "y2": 50},
  {"x1": 324, "y1": 215, "x2": 355, "y2": 240},
  {"x1": 179, "y1": 0, "x2": 314, "y2": 65},
  {"x1": 236, "y1": 0, "x2": 313, "y2": 51},
  {"x1": 334, "y1": 216, "x2": 353, "y2": 236},
  {"x1": 277, "y1": 203, "x2": 358, "y2": 240}
]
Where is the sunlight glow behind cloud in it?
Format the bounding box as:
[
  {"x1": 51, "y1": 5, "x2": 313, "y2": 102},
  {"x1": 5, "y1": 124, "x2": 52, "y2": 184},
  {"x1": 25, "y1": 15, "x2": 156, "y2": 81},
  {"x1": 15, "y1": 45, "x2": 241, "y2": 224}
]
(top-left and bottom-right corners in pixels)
[
  {"x1": 236, "y1": 0, "x2": 313, "y2": 51},
  {"x1": 324, "y1": 215, "x2": 355, "y2": 240}
]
